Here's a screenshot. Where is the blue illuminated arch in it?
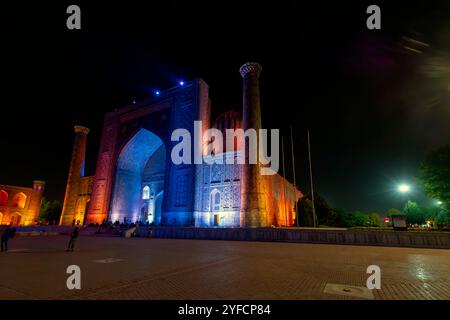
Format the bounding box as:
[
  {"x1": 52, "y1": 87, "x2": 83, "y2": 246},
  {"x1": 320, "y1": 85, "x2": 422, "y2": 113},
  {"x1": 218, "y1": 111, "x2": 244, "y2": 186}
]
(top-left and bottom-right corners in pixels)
[{"x1": 110, "y1": 128, "x2": 165, "y2": 223}]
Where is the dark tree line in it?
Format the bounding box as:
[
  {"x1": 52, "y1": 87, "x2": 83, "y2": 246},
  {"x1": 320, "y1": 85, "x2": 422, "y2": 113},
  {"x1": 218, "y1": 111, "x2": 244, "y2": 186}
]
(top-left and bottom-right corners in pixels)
[
  {"x1": 39, "y1": 198, "x2": 62, "y2": 224},
  {"x1": 296, "y1": 193, "x2": 381, "y2": 228},
  {"x1": 296, "y1": 145, "x2": 450, "y2": 228}
]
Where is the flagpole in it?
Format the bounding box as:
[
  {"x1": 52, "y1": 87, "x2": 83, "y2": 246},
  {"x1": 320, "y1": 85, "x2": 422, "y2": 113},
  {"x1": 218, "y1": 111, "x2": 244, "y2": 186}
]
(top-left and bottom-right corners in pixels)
[
  {"x1": 307, "y1": 130, "x2": 317, "y2": 227},
  {"x1": 281, "y1": 136, "x2": 288, "y2": 227},
  {"x1": 290, "y1": 126, "x2": 298, "y2": 227}
]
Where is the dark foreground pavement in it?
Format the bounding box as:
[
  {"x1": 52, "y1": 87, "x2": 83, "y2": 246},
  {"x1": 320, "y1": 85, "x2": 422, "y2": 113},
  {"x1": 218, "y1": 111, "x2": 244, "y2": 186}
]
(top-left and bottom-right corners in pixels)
[{"x1": 0, "y1": 236, "x2": 449, "y2": 300}]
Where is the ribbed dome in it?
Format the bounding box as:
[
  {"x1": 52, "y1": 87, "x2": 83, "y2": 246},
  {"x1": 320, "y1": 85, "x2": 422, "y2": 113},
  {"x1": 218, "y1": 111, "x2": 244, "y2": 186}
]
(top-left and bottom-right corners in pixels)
[
  {"x1": 213, "y1": 110, "x2": 242, "y2": 132},
  {"x1": 211, "y1": 111, "x2": 242, "y2": 153}
]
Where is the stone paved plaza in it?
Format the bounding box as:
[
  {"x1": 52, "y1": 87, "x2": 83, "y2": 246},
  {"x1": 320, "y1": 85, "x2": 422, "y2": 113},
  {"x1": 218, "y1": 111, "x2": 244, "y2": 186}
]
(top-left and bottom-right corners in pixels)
[{"x1": 0, "y1": 236, "x2": 449, "y2": 300}]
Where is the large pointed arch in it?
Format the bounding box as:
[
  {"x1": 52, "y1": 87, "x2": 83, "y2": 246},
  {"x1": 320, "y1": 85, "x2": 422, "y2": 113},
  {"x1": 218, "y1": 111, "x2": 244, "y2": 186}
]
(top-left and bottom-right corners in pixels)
[
  {"x1": 11, "y1": 192, "x2": 27, "y2": 208},
  {"x1": 110, "y1": 128, "x2": 166, "y2": 223}
]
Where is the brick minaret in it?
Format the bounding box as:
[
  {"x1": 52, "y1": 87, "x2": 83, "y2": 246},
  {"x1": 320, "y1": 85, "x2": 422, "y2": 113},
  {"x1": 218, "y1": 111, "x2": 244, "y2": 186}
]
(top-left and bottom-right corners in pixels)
[
  {"x1": 60, "y1": 125, "x2": 90, "y2": 225},
  {"x1": 239, "y1": 62, "x2": 268, "y2": 227}
]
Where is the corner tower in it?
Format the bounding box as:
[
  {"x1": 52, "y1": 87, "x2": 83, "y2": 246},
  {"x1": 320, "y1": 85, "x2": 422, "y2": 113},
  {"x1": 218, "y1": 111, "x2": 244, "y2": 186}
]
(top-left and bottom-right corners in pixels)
[
  {"x1": 60, "y1": 125, "x2": 90, "y2": 225},
  {"x1": 24, "y1": 180, "x2": 46, "y2": 225}
]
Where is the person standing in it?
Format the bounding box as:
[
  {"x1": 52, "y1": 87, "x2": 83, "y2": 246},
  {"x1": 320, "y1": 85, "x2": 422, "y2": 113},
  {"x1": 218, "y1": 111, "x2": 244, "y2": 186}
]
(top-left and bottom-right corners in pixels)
[
  {"x1": 135, "y1": 223, "x2": 140, "y2": 237},
  {"x1": 10, "y1": 227, "x2": 16, "y2": 239},
  {"x1": 1, "y1": 226, "x2": 12, "y2": 252},
  {"x1": 66, "y1": 227, "x2": 79, "y2": 252}
]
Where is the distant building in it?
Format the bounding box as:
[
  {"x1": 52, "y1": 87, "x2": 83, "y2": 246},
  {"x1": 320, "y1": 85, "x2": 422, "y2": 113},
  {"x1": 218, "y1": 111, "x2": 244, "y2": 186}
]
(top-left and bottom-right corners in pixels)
[
  {"x1": 60, "y1": 63, "x2": 302, "y2": 227},
  {"x1": 0, "y1": 181, "x2": 45, "y2": 226}
]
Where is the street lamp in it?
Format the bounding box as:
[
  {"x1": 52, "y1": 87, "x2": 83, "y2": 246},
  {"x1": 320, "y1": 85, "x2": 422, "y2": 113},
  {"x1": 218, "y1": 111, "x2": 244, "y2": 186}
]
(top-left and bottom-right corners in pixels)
[{"x1": 398, "y1": 184, "x2": 411, "y2": 193}]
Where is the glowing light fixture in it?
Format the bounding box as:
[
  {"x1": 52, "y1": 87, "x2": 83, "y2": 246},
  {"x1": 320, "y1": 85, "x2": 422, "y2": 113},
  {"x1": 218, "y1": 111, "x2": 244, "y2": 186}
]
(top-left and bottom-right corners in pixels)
[
  {"x1": 155, "y1": 90, "x2": 160, "y2": 96},
  {"x1": 398, "y1": 184, "x2": 411, "y2": 193},
  {"x1": 179, "y1": 81, "x2": 184, "y2": 86}
]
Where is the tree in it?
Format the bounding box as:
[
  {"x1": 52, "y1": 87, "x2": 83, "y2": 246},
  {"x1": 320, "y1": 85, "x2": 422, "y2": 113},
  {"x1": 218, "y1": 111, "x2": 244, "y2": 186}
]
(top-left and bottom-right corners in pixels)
[
  {"x1": 313, "y1": 193, "x2": 337, "y2": 226},
  {"x1": 297, "y1": 198, "x2": 315, "y2": 227},
  {"x1": 418, "y1": 145, "x2": 450, "y2": 209},
  {"x1": 435, "y1": 211, "x2": 450, "y2": 227},
  {"x1": 39, "y1": 198, "x2": 62, "y2": 224},
  {"x1": 335, "y1": 209, "x2": 370, "y2": 227},
  {"x1": 368, "y1": 212, "x2": 382, "y2": 227},
  {"x1": 297, "y1": 193, "x2": 337, "y2": 227},
  {"x1": 403, "y1": 201, "x2": 424, "y2": 225},
  {"x1": 387, "y1": 208, "x2": 402, "y2": 216}
]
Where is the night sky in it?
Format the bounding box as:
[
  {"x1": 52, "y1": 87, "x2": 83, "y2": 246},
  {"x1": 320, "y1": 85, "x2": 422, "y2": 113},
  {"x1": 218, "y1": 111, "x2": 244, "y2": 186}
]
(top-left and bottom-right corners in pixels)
[{"x1": 1, "y1": 1, "x2": 449, "y2": 213}]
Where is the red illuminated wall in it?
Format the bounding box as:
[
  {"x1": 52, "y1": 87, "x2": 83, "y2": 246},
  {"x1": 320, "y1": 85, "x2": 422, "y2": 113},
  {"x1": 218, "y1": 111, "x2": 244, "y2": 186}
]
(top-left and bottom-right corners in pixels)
[{"x1": 263, "y1": 174, "x2": 302, "y2": 227}]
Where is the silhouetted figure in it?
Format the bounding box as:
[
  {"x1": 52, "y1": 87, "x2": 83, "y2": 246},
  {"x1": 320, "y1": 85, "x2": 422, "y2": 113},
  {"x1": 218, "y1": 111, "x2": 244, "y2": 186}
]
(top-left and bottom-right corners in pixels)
[
  {"x1": 1, "y1": 226, "x2": 12, "y2": 252},
  {"x1": 147, "y1": 227, "x2": 153, "y2": 239},
  {"x1": 66, "y1": 227, "x2": 79, "y2": 252},
  {"x1": 10, "y1": 227, "x2": 16, "y2": 238},
  {"x1": 72, "y1": 219, "x2": 76, "y2": 227}
]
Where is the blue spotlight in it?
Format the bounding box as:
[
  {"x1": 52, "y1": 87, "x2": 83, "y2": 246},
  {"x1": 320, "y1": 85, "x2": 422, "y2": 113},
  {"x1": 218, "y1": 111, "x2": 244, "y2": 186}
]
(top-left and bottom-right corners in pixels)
[
  {"x1": 179, "y1": 81, "x2": 185, "y2": 86},
  {"x1": 155, "y1": 90, "x2": 160, "y2": 96}
]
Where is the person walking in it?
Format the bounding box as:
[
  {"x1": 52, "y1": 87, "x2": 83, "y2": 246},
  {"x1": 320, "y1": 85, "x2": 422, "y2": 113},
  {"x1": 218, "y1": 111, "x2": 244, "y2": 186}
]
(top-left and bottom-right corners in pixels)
[
  {"x1": 1, "y1": 226, "x2": 12, "y2": 252},
  {"x1": 66, "y1": 227, "x2": 79, "y2": 252}
]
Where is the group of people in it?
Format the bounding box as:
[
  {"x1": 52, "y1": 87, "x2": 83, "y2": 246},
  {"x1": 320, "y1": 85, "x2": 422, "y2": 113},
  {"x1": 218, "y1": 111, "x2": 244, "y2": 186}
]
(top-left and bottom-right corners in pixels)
[
  {"x1": 0, "y1": 225, "x2": 79, "y2": 252},
  {"x1": 0, "y1": 221, "x2": 151, "y2": 253}
]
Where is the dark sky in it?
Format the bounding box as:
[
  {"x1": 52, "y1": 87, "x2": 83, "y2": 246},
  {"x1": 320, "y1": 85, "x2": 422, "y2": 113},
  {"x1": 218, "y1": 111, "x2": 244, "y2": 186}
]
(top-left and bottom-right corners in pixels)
[{"x1": 1, "y1": 1, "x2": 449, "y2": 213}]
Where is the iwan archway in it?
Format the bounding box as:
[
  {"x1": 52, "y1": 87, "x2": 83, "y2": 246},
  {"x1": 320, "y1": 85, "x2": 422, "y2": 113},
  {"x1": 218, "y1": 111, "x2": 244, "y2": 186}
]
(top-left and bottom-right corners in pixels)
[
  {"x1": 85, "y1": 79, "x2": 211, "y2": 226},
  {"x1": 110, "y1": 128, "x2": 166, "y2": 224}
]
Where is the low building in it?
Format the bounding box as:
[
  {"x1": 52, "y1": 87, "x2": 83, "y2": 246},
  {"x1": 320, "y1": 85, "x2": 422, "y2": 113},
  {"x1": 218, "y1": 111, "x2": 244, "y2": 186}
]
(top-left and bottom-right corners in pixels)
[{"x1": 0, "y1": 181, "x2": 45, "y2": 226}]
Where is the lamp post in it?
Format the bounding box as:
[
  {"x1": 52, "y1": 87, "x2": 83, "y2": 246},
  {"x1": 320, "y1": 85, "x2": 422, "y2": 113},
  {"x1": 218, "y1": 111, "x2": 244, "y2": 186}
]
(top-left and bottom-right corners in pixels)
[{"x1": 393, "y1": 183, "x2": 411, "y2": 231}]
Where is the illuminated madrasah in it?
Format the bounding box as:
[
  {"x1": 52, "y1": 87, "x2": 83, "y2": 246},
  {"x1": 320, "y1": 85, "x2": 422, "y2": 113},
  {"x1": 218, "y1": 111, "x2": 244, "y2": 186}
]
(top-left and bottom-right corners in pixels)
[
  {"x1": 60, "y1": 63, "x2": 302, "y2": 228},
  {"x1": 0, "y1": 181, "x2": 45, "y2": 226}
]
